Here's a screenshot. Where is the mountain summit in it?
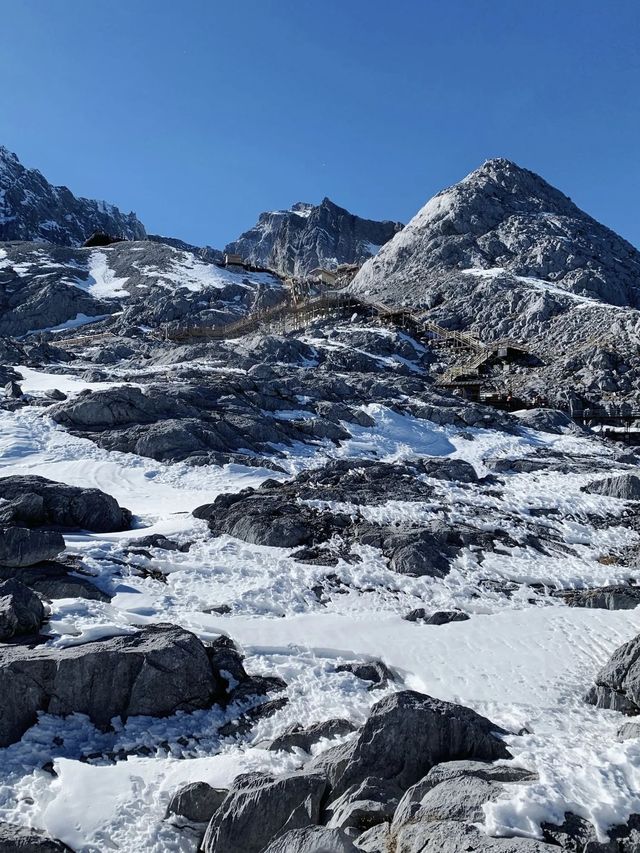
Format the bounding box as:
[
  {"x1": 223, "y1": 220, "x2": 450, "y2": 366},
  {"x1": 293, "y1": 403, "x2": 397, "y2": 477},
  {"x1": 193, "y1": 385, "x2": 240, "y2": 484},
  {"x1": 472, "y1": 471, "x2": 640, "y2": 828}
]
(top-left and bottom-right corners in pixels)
[
  {"x1": 0, "y1": 146, "x2": 146, "y2": 246},
  {"x1": 351, "y1": 158, "x2": 640, "y2": 310},
  {"x1": 225, "y1": 196, "x2": 403, "y2": 276}
]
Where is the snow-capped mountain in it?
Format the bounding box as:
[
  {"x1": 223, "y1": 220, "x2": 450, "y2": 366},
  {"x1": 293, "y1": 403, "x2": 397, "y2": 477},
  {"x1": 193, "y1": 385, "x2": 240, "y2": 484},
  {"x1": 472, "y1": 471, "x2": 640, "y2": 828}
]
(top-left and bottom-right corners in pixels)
[
  {"x1": 0, "y1": 146, "x2": 146, "y2": 245},
  {"x1": 225, "y1": 197, "x2": 403, "y2": 276},
  {"x1": 352, "y1": 158, "x2": 640, "y2": 310}
]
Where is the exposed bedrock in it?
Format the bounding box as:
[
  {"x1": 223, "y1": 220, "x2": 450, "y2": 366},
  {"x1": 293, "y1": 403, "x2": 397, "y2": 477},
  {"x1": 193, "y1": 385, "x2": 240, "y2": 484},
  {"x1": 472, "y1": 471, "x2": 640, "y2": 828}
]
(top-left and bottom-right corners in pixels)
[
  {"x1": 585, "y1": 633, "x2": 640, "y2": 714},
  {"x1": 0, "y1": 624, "x2": 275, "y2": 747},
  {"x1": 0, "y1": 475, "x2": 132, "y2": 532}
]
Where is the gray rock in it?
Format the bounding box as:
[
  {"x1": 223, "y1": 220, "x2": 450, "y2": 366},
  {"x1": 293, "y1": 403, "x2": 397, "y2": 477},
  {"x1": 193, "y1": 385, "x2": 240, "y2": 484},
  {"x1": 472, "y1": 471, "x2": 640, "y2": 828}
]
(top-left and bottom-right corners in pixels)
[
  {"x1": 392, "y1": 761, "x2": 536, "y2": 832},
  {"x1": 0, "y1": 145, "x2": 145, "y2": 246},
  {"x1": 0, "y1": 475, "x2": 132, "y2": 532},
  {"x1": 4, "y1": 380, "x2": 22, "y2": 398},
  {"x1": 0, "y1": 563, "x2": 110, "y2": 602},
  {"x1": 353, "y1": 823, "x2": 391, "y2": 851},
  {"x1": 0, "y1": 820, "x2": 72, "y2": 851},
  {"x1": 336, "y1": 660, "x2": 393, "y2": 688},
  {"x1": 165, "y1": 781, "x2": 227, "y2": 824},
  {"x1": 311, "y1": 691, "x2": 510, "y2": 799},
  {"x1": 555, "y1": 585, "x2": 640, "y2": 610},
  {"x1": 325, "y1": 777, "x2": 398, "y2": 833},
  {"x1": 267, "y1": 718, "x2": 357, "y2": 753},
  {"x1": 201, "y1": 770, "x2": 327, "y2": 853},
  {"x1": 514, "y1": 408, "x2": 583, "y2": 435},
  {"x1": 404, "y1": 608, "x2": 470, "y2": 624},
  {"x1": 262, "y1": 826, "x2": 359, "y2": 853},
  {"x1": 383, "y1": 529, "x2": 457, "y2": 579},
  {"x1": 44, "y1": 389, "x2": 67, "y2": 401},
  {"x1": 585, "y1": 634, "x2": 640, "y2": 714},
  {"x1": 393, "y1": 774, "x2": 505, "y2": 827},
  {"x1": 617, "y1": 721, "x2": 640, "y2": 741},
  {"x1": 392, "y1": 820, "x2": 558, "y2": 852},
  {"x1": 583, "y1": 474, "x2": 640, "y2": 501},
  {"x1": 225, "y1": 197, "x2": 402, "y2": 277},
  {"x1": 0, "y1": 623, "x2": 224, "y2": 746},
  {"x1": 0, "y1": 527, "x2": 65, "y2": 567},
  {"x1": 0, "y1": 578, "x2": 45, "y2": 640}
]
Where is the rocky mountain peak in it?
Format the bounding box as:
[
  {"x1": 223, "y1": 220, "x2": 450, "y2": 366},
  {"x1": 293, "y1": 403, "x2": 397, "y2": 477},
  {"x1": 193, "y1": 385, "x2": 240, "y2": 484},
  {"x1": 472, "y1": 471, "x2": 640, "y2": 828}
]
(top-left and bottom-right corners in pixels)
[
  {"x1": 226, "y1": 198, "x2": 403, "y2": 276},
  {"x1": 0, "y1": 146, "x2": 146, "y2": 246},
  {"x1": 351, "y1": 158, "x2": 640, "y2": 312}
]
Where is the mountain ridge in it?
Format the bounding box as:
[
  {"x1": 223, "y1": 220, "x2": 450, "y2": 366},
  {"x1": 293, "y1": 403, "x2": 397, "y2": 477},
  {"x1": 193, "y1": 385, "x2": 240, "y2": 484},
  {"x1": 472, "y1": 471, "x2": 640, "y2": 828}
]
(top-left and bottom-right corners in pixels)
[{"x1": 0, "y1": 146, "x2": 146, "y2": 246}]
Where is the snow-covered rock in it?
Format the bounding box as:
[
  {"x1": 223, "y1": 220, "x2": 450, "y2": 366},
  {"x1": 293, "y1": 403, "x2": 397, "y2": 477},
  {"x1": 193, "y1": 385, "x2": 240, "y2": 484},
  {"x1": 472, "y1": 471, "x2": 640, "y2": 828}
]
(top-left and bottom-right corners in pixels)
[
  {"x1": 0, "y1": 146, "x2": 145, "y2": 245},
  {"x1": 226, "y1": 197, "x2": 402, "y2": 276}
]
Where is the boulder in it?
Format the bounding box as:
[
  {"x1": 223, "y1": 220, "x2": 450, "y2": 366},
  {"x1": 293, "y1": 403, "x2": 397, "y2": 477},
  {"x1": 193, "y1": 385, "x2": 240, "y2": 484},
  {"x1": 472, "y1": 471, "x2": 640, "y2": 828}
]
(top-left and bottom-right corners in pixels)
[
  {"x1": 0, "y1": 563, "x2": 110, "y2": 602},
  {"x1": 0, "y1": 624, "x2": 224, "y2": 746},
  {"x1": 514, "y1": 408, "x2": 582, "y2": 435},
  {"x1": 0, "y1": 578, "x2": 45, "y2": 640},
  {"x1": 392, "y1": 820, "x2": 558, "y2": 852},
  {"x1": 382, "y1": 529, "x2": 457, "y2": 579},
  {"x1": 404, "y1": 608, "x2": 470, "y2": 624},
  {"x1": 0, "y1": 475, "x2": 132, "y2": 532},
  {"x1": 325, "y1": 777, "x2": 398, "y2": 833},
  {"x1": 336, "y1": 660, "x2": 393, "y2": 688},
  {"x1": 583, "y1": 474, "x2": 640, "y2": 501},
  {"x1": 267, "y1": 719, "x2": 357, "y2": 753},
  {"x1": 392, "y1": 774, "x2": 504, "y2": 827},
  {"x1": 353, "y1": 823, "x2": 391, "y2": 851},
  {"x1": 165, "y1": 781, "x2": 227, "y2": 824},
  {"x1": 555, "y1": 585, "x2": 640, "y2": 610},
  {"x1": 617, "y1": 720, "x2": 640, "y2": 741},
  {"x1": 585, "y1": 633, "x2": 640, "y2": 714},
  {"x1": 391, "y1": 762, "x2": 536, "y2": 833},
  {"x1": 201, "y1": 771, "x2": 327, "y2": 853},
  {"x1": 311, "y1": 691, "x2": 510, "y2": 799},
  {"x1": 0, "y1": 821, "x2": 72, "y2": 852},
  {"x1": 262, "y1": 826, "x2": 359, "y2": 853},
  {"x1": 0, "y1": 527, "x2": 65, "y2": 567}
]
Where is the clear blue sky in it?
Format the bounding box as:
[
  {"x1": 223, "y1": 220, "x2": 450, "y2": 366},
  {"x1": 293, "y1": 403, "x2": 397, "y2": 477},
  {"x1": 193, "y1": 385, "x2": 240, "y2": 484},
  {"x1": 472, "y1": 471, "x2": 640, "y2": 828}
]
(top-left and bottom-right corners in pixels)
[{"x1": 1, "y1": 0, "x2": 638, "y2": 248}]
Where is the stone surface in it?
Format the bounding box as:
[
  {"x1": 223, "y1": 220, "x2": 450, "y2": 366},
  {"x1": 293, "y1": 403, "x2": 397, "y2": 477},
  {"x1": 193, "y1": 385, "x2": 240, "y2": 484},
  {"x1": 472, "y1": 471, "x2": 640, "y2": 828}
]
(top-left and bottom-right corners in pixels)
[
  {"x1": 391, "y1": 820, "x2": 558, "y2": 852},
  {"x1": 585, "y1": 633, "x2": 640, "y2": 714},
  {"x1": 583, "y1": 474, "x2": 640, "y2": 501},
  {"x1": 0, "y1": 475, "x2": 132, "y2": 532},
  {"x1": 0, "y1": 623, "x2": 223, "y2": 746},
  {"x1": 0, "y1": 527, "x2": 65, "y2": 567},
  {"x1": 336, "y1": 660, "x2": 393, "y2": 687},
  {"x1": 0, "y1": 578, "x2": 45, "y2": 640},
  {"x1": 267, "y1": 718, "x2": 357, "y2": 753},
  {"x1": 201, "y1": 770, "x2": 327, "y2": 853},
  {"x1": 165, "y1": 781, "x2": 227, "y2": 824},
  {"x1": 555, "y1": 585, "x2": 640, "y2": 610},
  {"x1": 311, "y1": 690, "x2": 510, "y2": 799},
  {"x1": 0, "y1": 820, "x2": 72, "y2": 851},
  {"x1": 262, "y1": 826, "x2": 359, "y2": 853}
]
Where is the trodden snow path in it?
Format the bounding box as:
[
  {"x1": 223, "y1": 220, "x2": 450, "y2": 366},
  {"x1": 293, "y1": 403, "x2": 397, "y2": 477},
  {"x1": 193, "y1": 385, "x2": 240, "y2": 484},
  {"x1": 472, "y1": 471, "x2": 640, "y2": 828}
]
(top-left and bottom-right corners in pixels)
[{"x1": 0, "y1": 371, "x2": 639, "y2": 850}]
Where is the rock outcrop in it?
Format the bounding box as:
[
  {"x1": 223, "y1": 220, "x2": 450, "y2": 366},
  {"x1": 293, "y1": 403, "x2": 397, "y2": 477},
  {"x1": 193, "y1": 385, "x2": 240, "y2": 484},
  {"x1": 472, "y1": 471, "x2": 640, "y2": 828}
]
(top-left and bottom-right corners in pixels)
[
  {"x1": 0, "y1": 624, "x2": 223, "y2": 746},
  {"x1": 0, "y1": 578, "x2": 45, "y2": 640},
  {"x1": 0, "y1": 527, "x2": 65, "y2": 567},
  {"x1": 585, "y1": 633, "x2": 640, "y2": 714},
  {"x1": 225, "y1": 197, "x2": 402, "y2": 276},
  {"x1": 0, "y1": 475, "x2": 132, "y2": 532},
  {"x1": 0, "y1": 146, "x2": 145, "y2": 245}
]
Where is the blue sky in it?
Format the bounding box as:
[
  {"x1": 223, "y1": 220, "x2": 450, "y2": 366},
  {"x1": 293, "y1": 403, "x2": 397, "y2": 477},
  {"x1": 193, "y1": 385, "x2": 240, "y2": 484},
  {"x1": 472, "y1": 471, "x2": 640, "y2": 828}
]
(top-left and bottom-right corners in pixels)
[{"x1": 1, "y1": 0, "x2": 639, "y2": 247}]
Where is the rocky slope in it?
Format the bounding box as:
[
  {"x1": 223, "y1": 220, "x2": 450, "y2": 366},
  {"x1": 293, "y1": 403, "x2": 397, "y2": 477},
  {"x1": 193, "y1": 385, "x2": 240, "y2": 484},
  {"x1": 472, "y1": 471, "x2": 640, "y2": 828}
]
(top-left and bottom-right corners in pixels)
[
  {"x1": 0, "y1": 240, "x2": 284, "y2": 337},
  {"x1": 350, "y1": 158, "x2": 640, "y2": 408},
  {"x1": 351, "y1": 158, "x2": 640, "y2": 309},
  {"x1": 225, "y1": 197, "x2": 402, "y2": 276},
  {"x1": 0, "y1": 146, "x2": 146, "y2": 245}
]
